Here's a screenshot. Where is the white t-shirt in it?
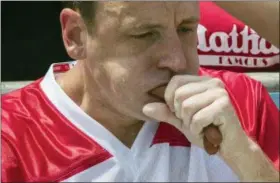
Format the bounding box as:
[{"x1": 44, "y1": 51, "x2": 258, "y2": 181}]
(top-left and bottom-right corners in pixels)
[{"x1": 2, "y1": 62, "x2": 279, "y2": 182}]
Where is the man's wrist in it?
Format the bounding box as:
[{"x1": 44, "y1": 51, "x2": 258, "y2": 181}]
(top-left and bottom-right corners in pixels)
[{"x1": 218, "y1": 134, "x2": 278, "y2": 182}]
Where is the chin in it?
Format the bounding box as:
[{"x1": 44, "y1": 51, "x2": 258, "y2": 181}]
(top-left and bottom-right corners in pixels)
[
  {"x1": 126, "y1": 105, "x2": 152, "y2": 122},
  {"x1": 124, "y1": 96, "x2": 163, "y2": 122}
]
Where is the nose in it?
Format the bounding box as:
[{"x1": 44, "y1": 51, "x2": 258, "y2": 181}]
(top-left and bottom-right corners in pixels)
[{"x1": 157, "y1": 34, "x2": 188, "y2": 74}]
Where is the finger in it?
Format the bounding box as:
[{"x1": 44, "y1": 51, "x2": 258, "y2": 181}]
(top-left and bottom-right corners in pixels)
[
  {"x1": 203, "y1": 135, "x2": 219, "y2": 155},
  {"x1": 204, "y1": 124, "x2": 223, "y2": 146},
  {"x1": 190, "y1": 96, "x2": 225, "y2": 139},
  {"x1": 167, "y1": 77, "x2": 223, "y2": 114},
  {"x1": 177, "y1": 85, "x2": 227, "y2": 120},
  {"x1": 165, "y1": 75, "x2": 209, "y2": 112},
  {"x1": 142, "y1": 102, "x2": 182, "y2": 130},
  {"x1": 173, "y1": 82, "x2": 210, "y2": 118},
  {"x1": 143, "y1": 102, "x2": 223, "y2": 154}
]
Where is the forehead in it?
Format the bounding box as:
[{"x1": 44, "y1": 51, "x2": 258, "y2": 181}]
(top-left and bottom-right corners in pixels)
[{"x1": 97, "y1": 2, "x2": 199, "y2": 26}]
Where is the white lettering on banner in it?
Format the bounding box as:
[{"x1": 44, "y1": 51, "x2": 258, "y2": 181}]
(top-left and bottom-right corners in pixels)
[
  {"x1": 209, "y1": 32, "x2": 231, "y2": 53},
  {"x1": 197, "y1": 24, "x2": 279, "y2": 55},
  {"x1": 199, "y1": 55, "x2": 279, "y2": 68}
]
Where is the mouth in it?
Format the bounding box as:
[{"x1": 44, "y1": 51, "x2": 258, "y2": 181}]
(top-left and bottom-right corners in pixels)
[{"x1": 148, "y1": 83, "x2": 167, "y2": 103}]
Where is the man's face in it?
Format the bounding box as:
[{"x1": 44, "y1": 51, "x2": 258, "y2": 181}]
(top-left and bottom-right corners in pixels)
[{"x1": 83, "y1": 2, "x2": 199, "y2": 121}]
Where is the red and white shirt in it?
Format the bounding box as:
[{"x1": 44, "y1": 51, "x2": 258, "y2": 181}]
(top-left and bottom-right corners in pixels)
[
  {"x1": 2, "y1": 62, "x2": 279, "y2": 182},
  {"x1": 198, "y1": 2, "x2": 279, "y2": 72}
]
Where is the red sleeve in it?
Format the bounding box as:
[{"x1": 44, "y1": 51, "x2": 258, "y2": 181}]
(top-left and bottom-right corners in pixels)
[
  {"x1": 1, "y1": 135, "x2": 25, "y2": 182},
  {"x1": 200, "y1": 68, "x2": 279, "y2": 171},
  {"x1": 255, "y1": 85, "x2": 279, "y2": 171}
]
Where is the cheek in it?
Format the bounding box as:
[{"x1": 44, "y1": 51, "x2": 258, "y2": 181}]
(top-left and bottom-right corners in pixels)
[
  {"x1": 100, "y1": 62, "x2": 135, "y2": 95},
  {"x1": 181, "y1": 38, "x2": 200, "y2": 74},
  {"x1": 104, "y1": 55, "x2": 151, "y2": 81},
  {"x1": 91, "y1": 52, "x2": 153, "y2": 100},
  {"x1": 105, "y1": 62, "x2": 129, "y2": 81},
  {"x1": 187, "y1": 54, "x2": 200, "y2": 75},
  {"x1": 106, "y1": 62, "x2": 151, "y2": 102}
]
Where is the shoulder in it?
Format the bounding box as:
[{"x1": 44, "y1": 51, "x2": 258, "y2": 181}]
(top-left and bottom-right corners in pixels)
[
  {"x1": 1, "y1": 80, "x2": 43, "y2": 141},
  {"x1": 1, "y1": 79, "x2": 112, "y2": 182},
  {"x1": 1, "y1": 80, "x2": 43, "y2": 182}
]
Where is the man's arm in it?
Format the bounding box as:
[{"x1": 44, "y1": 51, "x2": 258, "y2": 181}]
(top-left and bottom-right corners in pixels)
[
  {"x1": 219, "y1": 81, "x2": 279, "y2": 182},
  {"x1": 214, "y1": 1, "x2": 279, "y2": 47},
  {"x1": 219, "y1": 133, "x2": 279, "y2": 182}
]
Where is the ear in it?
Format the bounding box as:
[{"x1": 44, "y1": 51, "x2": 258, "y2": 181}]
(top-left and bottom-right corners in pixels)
[{"x1": 60, "y1": 8, "x2": 87, "y2": 60}]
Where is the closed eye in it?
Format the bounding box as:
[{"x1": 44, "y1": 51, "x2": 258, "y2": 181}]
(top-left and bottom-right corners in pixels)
[
  {"x1": 131, "y1": 32, "x2": 156, "y2": 39},
  {"x1": 177, "y1": 27, "x2": 194, "y2": 34}
]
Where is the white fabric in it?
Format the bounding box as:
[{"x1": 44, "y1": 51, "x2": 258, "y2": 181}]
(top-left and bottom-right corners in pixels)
[{"x1": 40, "y1": 63, "x2": 240, "y2": 182}]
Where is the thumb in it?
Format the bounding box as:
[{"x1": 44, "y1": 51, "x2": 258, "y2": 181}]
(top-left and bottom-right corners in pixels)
[{"x1": 142, "y1": 102, "x2": 182, "y2": 129}]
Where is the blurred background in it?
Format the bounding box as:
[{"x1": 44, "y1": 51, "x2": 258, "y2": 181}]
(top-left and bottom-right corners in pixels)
[{"x1": 2, "y1": 1, "x2": 70, "y2": 81}]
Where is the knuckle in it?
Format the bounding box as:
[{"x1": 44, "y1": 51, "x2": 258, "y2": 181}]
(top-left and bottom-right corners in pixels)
[
  {"x1": 221, "y1": 96, "x2": 231, "y2": 106},
  {"x1": 190, "y1": 117, "x2": 202, "y2": 135},
  {"x1": 182, "y1": 99, "x2": 192, "y2": 111},
  {"x1": 165, "y1": 76, "x2": 184, "y2": 103},
  {"x1": 218, "y1": 96, "x2": 232, "y2": 111},
  {"x1": 192, "y1": 112, "x2": 203, "y2": 125},
  {"x1": 215, "y1": 88, "x2": 228, "y2": 96},
  {"x1": 164, "y1": 92, "x2": 172, "y2": 104},
  {"x1": 221, "y1": 95, "x2": 230, "y2": 103},
  {"x1": 210, "y1": 78, "x2": 224, "y2": 88},
  {"x1": 171, "y1": 75, "x2": 183, "y2": 84},
  {"x1": 174, "y1": 84, "x2": 194, "y2": 103},
  {"x1": 174, "y1": 88, "x2": 186, "y2": 103},
  {"x1": 174, "y1": 89, "x2": 182, "y2": 102},
  {"x1": 201, "y1": 76, "x2": 212, "y2": 80}
]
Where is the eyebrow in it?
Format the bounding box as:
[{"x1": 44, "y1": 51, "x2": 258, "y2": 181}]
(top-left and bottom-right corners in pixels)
[
  {"x1": 131, "y1": 23, "x2": 165, "y2": 31},
  {"x1": 123, "y1": 16, "x2": 199, "y2": 32},
  {"x1": 178, "y1": 16, "x2": 200, "y2": 26}
]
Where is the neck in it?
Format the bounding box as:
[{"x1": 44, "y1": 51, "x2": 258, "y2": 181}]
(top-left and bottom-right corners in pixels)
[{"x1": 56, "y1": 61, "x2": 144, "y2": 147}]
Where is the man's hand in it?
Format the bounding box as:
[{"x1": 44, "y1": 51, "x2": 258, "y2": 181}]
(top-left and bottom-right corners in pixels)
[
  {"x1": 143, "y1": 75, "x2": 246, "y2": 154},
  {"x1": 143, "y1": 75, "x2": 279, "y2": 181}
]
